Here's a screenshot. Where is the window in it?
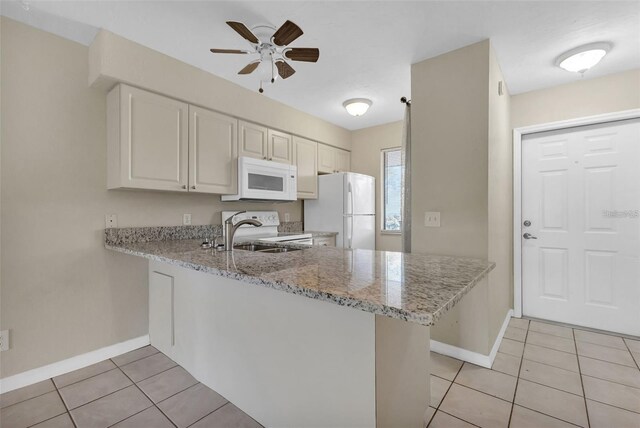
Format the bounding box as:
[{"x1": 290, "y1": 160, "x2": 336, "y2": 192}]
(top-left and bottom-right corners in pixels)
[{"x1": 382, "y1": 148, "x2": 403, "y2": 232}]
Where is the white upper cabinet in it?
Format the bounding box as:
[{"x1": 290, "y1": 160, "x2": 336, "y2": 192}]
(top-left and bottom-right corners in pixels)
[
  {"x1": 239, "y1": 121, "x2": 292, "y2": 164},
  {"x1": 317, "y1": 143, "x2": 335, "y2": 174},
  {"x1": 189, "y1": 106, "x2": 238, "y2": 194},
  {"x1": 239, "y1": 120, "x2": 268, "y2": 160},
  {"x1": 267, "y1": 129, "x2": 293, "y2": 164},
  {"x1": 335, "y1": 149, "x2": 351, "y2": 173},
  {"x1": 293, "y1": 136, "x2": 318, "y2": 199},
  {"x1": 107, "y1": 84, "x2": 350, "y2": 195},
  {"x1": 108, "y1": 84, "x2": 189, "y2": 191},
  {"x1": 317, "y1": 143, "x2": 350, "y2": 174}
]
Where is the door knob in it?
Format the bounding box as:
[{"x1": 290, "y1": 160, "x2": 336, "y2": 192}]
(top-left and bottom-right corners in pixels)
[{"x1": 523, "y1": 233, "x2": 538, "y2": 240}]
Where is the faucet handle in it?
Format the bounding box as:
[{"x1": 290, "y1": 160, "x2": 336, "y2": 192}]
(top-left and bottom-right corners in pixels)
[{"x1": 226, "y1": 211, "x2": 247, "y2": 224}]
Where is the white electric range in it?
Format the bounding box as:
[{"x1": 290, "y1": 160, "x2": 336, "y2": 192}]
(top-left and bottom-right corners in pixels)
[{"x1": 221, "y1": 211, "x2": 313, "y2": 245}]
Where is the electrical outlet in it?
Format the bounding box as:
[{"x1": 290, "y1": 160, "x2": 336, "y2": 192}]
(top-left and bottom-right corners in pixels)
[
  {"x1": 0, "y1": 330, "x2": 9, "y2": 351},
  {"x1": 183, "y1": 213, "x2": 192, "y2": 226},
  {"x1": 105, "y1": 214, "x2": 118, "y2": 229},
  {"x1": 284, "y1": 213, "x2": 291, "y2": 222},
  {"x1": 424, "y1": 212, "x2": 441, "y2": 227}
]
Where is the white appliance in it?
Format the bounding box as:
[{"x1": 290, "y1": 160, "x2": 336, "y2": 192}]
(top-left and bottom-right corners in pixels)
[
  {"x1": 304, "y1": 173, "x2": 375, "y2": 249},
  {"x1": 221, "y1": 157, "x2": 297, "y2": 202},
  {"x1": 222, "y1": 211, "x2": 313, "y2": 245}
]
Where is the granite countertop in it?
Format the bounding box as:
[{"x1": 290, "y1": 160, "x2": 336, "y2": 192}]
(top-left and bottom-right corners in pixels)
[
  {"x1": 105, "y1": 237, "x2": 494, "y2": 326},
  {"x1": 304, "y1": 231, "x2": 338, "y2": 237}
]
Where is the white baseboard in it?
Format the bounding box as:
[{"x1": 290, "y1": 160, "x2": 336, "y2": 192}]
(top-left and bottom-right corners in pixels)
[
  {"x1": 0, "y1": 335, "x2": 150, "y2": 394},
  {"x1": 430, "y1": 309, "x2": 514, "y2": 368}
]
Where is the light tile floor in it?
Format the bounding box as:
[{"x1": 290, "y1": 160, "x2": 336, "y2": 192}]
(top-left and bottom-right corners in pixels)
[
  {"x1": 427, "y1": 317, "x2": 640, "y2": 428},
  {"x1": 2, "y1": 318, "x2": 639, "y2": 428},
  {"x1": 0, "y1": 346, "x2": 263, "y2": 428}
]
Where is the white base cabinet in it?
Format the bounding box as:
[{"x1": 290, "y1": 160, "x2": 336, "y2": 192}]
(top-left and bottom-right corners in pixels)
[{"x1": 148, "y1": 260, "x2": 430, "y2": 428}]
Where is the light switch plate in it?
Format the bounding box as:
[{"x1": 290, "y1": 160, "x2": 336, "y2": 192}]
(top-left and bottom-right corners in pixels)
[
  {"x1": 183, "y1": 213, "x2": 192, "y2": 225},
  {"x1": 105, "y1": 214, "x2": 118, "y2": 229},
  {"x1": 0, "y1": 330, "x2": 9, "y2": 351},
  {"x1": 424, "y1": 212, "x2": 441, "y2": 227}
]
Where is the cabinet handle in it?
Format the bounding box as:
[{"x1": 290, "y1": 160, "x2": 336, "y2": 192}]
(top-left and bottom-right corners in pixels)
[
  {"x1": 263, "y1": 156, "x2": 267, "y2": 160},
  {"x1": 182, "y1": 185, "x2": 187, "y2": 189},
  {"x1": 191, "y1": 186, "x2": 196, "y2": 190}
]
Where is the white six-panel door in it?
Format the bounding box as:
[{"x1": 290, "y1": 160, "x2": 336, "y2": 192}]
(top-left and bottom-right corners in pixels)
[{"x1": 522, "y1": 119, "x2": 640, "y2": 336}]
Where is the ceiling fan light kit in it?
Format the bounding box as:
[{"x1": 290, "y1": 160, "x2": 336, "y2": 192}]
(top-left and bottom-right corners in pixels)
[
  {"x1": 343, "y1": 98, "x2": 372, "y2": 117},
  {"x1": 210, "y1": 20, "x2": 319, "y2": 93},
  {"x1": 556, "y1": 42, "x2": 611, "y2": 74}
]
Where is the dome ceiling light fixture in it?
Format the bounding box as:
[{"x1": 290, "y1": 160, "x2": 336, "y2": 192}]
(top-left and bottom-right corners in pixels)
[
  {"x1": 555, "y1": 42, "x2": 611, "y2": 74},
  {"x1": 343, "y1": 98, "x2": 372, "y2": 117}
]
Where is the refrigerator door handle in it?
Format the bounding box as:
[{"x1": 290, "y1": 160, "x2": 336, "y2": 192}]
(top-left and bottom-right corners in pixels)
[{"x1": 349, "y1": 216, "x2": 353, "y2": 248}]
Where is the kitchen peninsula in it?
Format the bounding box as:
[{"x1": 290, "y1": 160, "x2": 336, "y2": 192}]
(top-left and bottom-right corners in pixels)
[{"x1": 106, "y1": 231, "x2": 494, "y2": 428}]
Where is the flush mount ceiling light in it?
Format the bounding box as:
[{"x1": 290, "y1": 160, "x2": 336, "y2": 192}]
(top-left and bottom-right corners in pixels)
[
  {"x1": 556, "y1": 42, "x2": 611, "y2": 74},
  {"x1": 343, "y1": 98, "x2": 372, "y2": 116}
]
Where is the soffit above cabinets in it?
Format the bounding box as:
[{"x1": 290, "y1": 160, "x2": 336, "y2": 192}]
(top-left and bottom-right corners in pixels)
[{"x1": 2, "y1": 1, "x2": 638, "y2": 130}]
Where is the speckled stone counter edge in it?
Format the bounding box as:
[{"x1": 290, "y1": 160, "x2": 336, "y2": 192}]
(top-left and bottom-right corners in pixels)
[
  {"x1": 105, "y1": 242, "x2": 495, "y2": 326},
  {"x1": 103, "y1": 222, "x2": 337, "y2": 246}
]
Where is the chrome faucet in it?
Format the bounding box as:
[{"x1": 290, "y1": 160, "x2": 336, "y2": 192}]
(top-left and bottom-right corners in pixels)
[{"x1": 224, "y1": 211, "x2": 262, "y2": 250}]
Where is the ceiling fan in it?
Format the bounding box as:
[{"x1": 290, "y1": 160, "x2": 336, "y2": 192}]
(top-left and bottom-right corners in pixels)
[{"x1": 210, "y1": 20, "x2": 319, "y2": 93}]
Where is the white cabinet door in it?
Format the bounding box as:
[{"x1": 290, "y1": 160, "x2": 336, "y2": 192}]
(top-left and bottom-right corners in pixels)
[
  {"x1": 522, "y1": 119, "x2": 640, "y2": 336},
  {"x1": 189, "y1": 106, "x2": 238, "y2": 194},
  {"x1": 293, "y1": 136, "x2": 318, "y2": 199},
  {"x1": 336, "y1": 149, "x2": 351, "y2": 172},
  {"x1": 239, "y1": 120, "x2": 268, "y2": 160},
  {"x1": 108, "y1": 84, "x2": 188, "y2": 191},
  {"x1": 149, "y1": 270, "x2": 174, "y2": 357},
  {"x1": 267, "y1": 130, "x2": 293, "y2": 164},
  {"x1": 318, "y1": 143, "x2": 336, "y2": 173}
]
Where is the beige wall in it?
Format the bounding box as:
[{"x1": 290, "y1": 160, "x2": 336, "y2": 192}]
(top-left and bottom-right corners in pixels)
[
  {"x1": 351, "y1": 121, "x2": 403, "y2": 252},
  {"x1": 411, "y1": 40, "x2": 512, "y2": 355},
  {"x1": 487, "y1": 44, "x2": 513, "y2": 343},
  {"x1": 89, "y1": 30, "x2": 351, "y2": 151},
  {"x1": 0, "y1": 18, "x2": 342, "y2": 378},
  {"x1": 512, "y1": 69, "x2": 640, "y2": 128}
]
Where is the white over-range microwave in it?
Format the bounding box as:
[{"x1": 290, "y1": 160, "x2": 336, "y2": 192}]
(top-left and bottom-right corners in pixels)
[{"x1": 221, "y1": 157, "x2": 297, "y2": 202}]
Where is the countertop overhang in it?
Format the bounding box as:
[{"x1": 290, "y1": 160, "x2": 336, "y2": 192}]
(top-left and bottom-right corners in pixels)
[{"x1": 106, "y1": 238, "x2": 494, "y2": 326}]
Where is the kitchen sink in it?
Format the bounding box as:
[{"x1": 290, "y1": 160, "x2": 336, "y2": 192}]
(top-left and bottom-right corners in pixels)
[{"x1": 233, "y1": 244, "x2": 301, "y2": 253}]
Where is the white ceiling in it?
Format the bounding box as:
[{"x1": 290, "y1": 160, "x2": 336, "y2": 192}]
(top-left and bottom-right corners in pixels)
[{"x1": 2, "y1": 1, "x2": 639, "y2": 130}]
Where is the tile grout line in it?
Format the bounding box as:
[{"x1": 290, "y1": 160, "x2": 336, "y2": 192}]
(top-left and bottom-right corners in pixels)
[
  {"x1": 507, "y1": 320, "x2": 528, "y2": 427},
  {"x1": 428, "y1": 357, "x2": 484, "y2": 427},
  {"x1": 580, "y1": 372, "x2": 640, "y2": 392},
  {"x1": 111, "y1": 348, "x2": 160, "y2": 369},
  {"x1": 434, "y1": 408, "x2": 482, "y2": 427},
  {"x1": 512, "y1": 322, "x2": 592, "y2": 428},
  {"x1": 184, "y1": 401, "x2": 231, "y2": 428},
  {"x1": 114, "y1": 362, "x2": 179, "y2": 428},
  {"x1": 622, "y1": 339, "x2": 640, "y2": 371},
  {"x1": 573, "y1": 328, "x2": 591, "y2": 428}
]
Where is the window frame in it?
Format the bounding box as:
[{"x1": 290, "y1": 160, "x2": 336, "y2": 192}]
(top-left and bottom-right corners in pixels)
[{"x1": 380, "y1": 147, "x2": 403, "y2": 234}]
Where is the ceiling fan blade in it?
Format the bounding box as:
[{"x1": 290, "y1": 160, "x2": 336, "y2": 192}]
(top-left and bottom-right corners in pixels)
[
  {"x1": 284, "y1": 48, "x2": 319, "y2": 63},
  {"x1": 210, "y1": 48, "x2": 249, "y2": 54},
  {"x1": 238, "y1": 61, "x2": 260, "y2": 75},
  {"x1": 226, "y1": 21, "x2": 259, "y2": 44},
  {"x1": 275, "y1": 60, "x2": 296, "y2": 79},
  {"x1": 272, "y1": 20, "x2": 303, "y2": 46}
]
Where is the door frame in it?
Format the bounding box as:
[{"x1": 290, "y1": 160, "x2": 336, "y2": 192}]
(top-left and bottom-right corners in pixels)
[{"x1": 512, "y1": 108, "x2": 640, "y2": 317}]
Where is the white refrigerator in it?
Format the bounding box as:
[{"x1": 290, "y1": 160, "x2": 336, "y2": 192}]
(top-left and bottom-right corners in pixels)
[{"x1": 304, "y1": 173, "x2": 375, "y2": 250}]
